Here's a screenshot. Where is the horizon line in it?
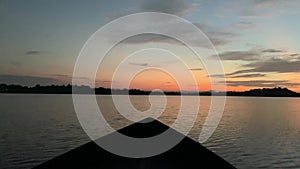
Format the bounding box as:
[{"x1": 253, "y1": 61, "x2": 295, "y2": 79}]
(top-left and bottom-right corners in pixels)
[{"x1": 0, "y1": 83, "x2": 299, "y2": 94}]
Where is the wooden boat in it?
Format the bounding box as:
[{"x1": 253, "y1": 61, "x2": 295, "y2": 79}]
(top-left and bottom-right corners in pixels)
[{"x1": 33, "y1": 118, "x2": 236, "y2": 169}]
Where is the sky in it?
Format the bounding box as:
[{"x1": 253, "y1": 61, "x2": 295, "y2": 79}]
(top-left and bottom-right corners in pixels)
[{"x1": 0, "y1": 0, "x2": 300, "y2": 92}]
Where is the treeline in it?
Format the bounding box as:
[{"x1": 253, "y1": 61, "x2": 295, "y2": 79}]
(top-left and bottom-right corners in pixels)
[
  {"x1": 0, "y1": 84, "x2": 180, "y2": 95},
  {"x1": 226, "y1": 87, "x2": 300, "y2": 97},
  {"x1": 0, "y1": 84, "x2": 299, "y2": 97}
]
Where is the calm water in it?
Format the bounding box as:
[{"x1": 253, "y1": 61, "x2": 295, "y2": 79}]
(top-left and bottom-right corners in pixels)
[{"x1": 0, "y1": 94, "x2": 300, "y2": 168}]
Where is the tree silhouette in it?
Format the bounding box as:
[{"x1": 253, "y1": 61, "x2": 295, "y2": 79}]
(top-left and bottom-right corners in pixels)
[{"x1": 0, "y1": 83, "x2": 299, "y2": 97}]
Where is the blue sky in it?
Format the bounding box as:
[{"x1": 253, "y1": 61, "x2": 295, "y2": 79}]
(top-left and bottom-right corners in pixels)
[{"x1": 0, "y1": 0, "x2": 300, "y2": 91}]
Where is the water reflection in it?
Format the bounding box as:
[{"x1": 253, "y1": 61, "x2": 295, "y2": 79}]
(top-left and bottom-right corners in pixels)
[{"x1": 0, "y1": 95, "x2": 299, "y2": 168}]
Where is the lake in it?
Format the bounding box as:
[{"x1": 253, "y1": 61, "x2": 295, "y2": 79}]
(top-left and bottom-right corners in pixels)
[{"x1": 0, "y1": 94, "x2": 299, "y2": 168}]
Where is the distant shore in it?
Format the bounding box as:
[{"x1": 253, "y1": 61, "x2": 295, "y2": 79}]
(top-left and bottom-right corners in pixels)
[{"x1": 0, "y1": 84, "x2": 299, "y2": 97}]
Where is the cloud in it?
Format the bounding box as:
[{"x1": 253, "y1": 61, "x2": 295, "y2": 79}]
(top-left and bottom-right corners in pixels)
[
  {"x1": 211, "y1": 57, "x2": 300, "y2": 79},
  {"x1": 140, "y1": 0, "x2": 197, "y2": 16},
  {"x1": 232, "y1": 21, "x2": 256, "y2": 29},
  {"x1": 162, "y1": 60, "x2": 180, "y2": 64},
  {"x1": 229, "y1": 73, "x2": 265, "y2": 78},
  {"x1": 123, "y1": 34, "x2": 181, "y2": 45},
  {"x1": 209, "y1": 48, "x2": 300, "y2": 82},
  {"x1": 223, "y1": 80, "x2": 300, "y2": 87},
  {"x1": 123, "y1": 23, "x2": 238, "y2": 47},
  {"x1": 163, "y1": 81, "x2": 173, "y2": 86},
  {"x1": 194, "y1": 23, "x2": 238, "y2": 46},
  {"x1": 51, "y1": 74, "x2": 71, "y2": 78},
  {"x1": 209, "y1": 38, "x2": 230, "y2": 46},
  {"x1": 195, "y1": 23, "x2": 238, "y2": 38},
  {"x1": 244, "y1": 58, "x2": 300, "y2": 73},
  {"x1": 50, "y1": 74, "x2": 115, "y2": 86},
  {"x1": 210, "y1": 71, "x2": 264, "y2": 78},
  {"x1": 262, "y1": 49, "x2": 286, "y2": 53},
  {"x1": 10, "y1": 61, "x2": 22, "y2": 66},
  {"x1": 50, "y1": 74, "x2": 93, "y2": 80},
  {"x1": 25, "y1": 50, "x2": 51, "y2": 56},
  {"x1": 226, "y1": 69, "x2": 255, "y2": 76},
  {"x1": 0, "y1": 74, "x2": 65, "y2": 86},
  {"x1": 211, "y1": 51, "x2": 300, "y2": 79},
  {"x1": 188, "y1": 68, "x2": 203, "y2": 71},
  {"x1": 218, "y1": 0, "x2": 299, "y2": 19},
  {"x1": 290, "y1": 53, "x2": 299, "y2": 57},
  {"x1": 254, "y1": 0, "x2": 296, "y2": 7},
  {"x1": 193, "y1": 23, "x2": 238, "y2": 37},
  {"x1": 25, "y1": 50, "x2": 40, "y2": 55},
  {"x1": 50, "y1": 74, "x2": 97, "y2": 85},
  {"x1": 213, "y1": 48, "x2": 294, "y2": 62},
  {"x1": 96, "y1": 80, "x2": 112, "y2": 83},
  {"x1": 129, "y1": 62, "x2": 149, "y2": 67},
  {"x1": 212, "y1": 50, "x2": 260, "y2": 61}
]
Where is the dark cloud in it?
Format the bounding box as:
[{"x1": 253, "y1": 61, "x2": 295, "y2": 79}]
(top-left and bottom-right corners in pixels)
[
  {"x1": 10, "y1": 61, "x2": 22, "y2": 66},
  {"x1": 223, "y1": 80, "x2": 300, "y2": 87},
  {"x1": 188, "y1": 68, "x2": 203, "y2": 71},
  {"x1": 194, "y1": 23, "x2": 238, "y2": 46},
  {"x1": 232, "y1": 21, "x2": 256, "y2": 29},
  {"x1": 212, "y1": 48, "x2": 300, "y2": 85},
  {"x1": 230, "y1": 73, "x2": 265, "y2": 78},
  {"x1": 25, "y1": 50, "x2": 52, "y2": 56},
  {"x1": 218, "y1": 0, "x2": 299, "y2": 19},
  {"x1": 71, "y1": 76, "x2": 92, "y2": 81},
  {"x1": 50, "y1": 74, "x2": 93, "y2": 84},
  {"x1": 262, "y1": 49, "x2": 286, "y2": 53},
  {"x1": 209, "y1": 74, "x2": 226, "y2": 78},
  {"x1": 244, "y1": 58, "x2": 300, "y2": 73},
  {"x1": 164, "y1": 81, "x2": 173, "y2": 86},
  {"x1": 213, "y1": 50, "x2": 259, "y2": 61},
  {"x1": 254, "y1": 0, "x2": 296, "y2": 6},
  {"x1": 209, "y1": 38, "x2": 231, "y2": 46},
  {"x1": 211, "y1": 59, "x2": 300, "y2": 80},
  {"x1": 51, "y1": 74, "x2": 93, "y2": 81},
  {"x1": 129, "y1": 62, "x2": 149, "y2": 67},
  {"x1": 290, "y1": 53, "x2": 299, "y2": 57},
  {"x1": 50, "y1": 74, "x2": 95, "y2": 85},
  {"x1": 96, "y1": 80, "x2": 112, "y2": 83},
  {"x1": 0, "y1": 74, "x2": 65, "y2": 86},
  {"x1": 162, "y1": 60, "x2": 180, "y2": 64},
  {"x1": 95, "y1": 80, "x2": 115, "y2": 88},
  {"x1": 195, "y1": 23, "x2": 238, "y2": 38},
  {"x1": 210, "y1": 71, "x2": 264, "y2": 78},
  {"x1": 51, "y1": 74, "x2": 71, "y2": 78},
  {"x1": 207, "y1": 31, "x2": 237, "y2": 38},
  {"x1": 50, "y1": 74, "x2": 111, "y2": 86},
  {"x1": 118, "y1": 21, "x2": 238, "y2": 47},
  {"x1": 213, "y1": 48, "x2": 296, "y2": 62},
  {"x1": 210, "y1": 48, "x2": 300, "y2": 79},
  {"x1": 141, "y1": 0, "x2": 197, "y2": 16},
  {"x1": 123, "y1": 34, "x2": 182, "y2": 45},
  {"x1": 25, "y1": 51, "x2": 40, "y2": 55},
  {"x1": 211, "y1": 57, "x2": 300, "y2": 79},
  {"x1": 227, "y1": 69, "x2": 255, "y2": 76}
]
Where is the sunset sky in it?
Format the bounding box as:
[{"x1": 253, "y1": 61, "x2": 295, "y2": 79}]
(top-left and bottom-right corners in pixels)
[{"x1": 1, "y1": 0, "x2": 300, "y2": 92}]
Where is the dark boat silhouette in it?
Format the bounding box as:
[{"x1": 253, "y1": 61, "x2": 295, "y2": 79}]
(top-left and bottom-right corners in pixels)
[{"x1": 33, "y1": 118, "x2": 236, "y2": 169}]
